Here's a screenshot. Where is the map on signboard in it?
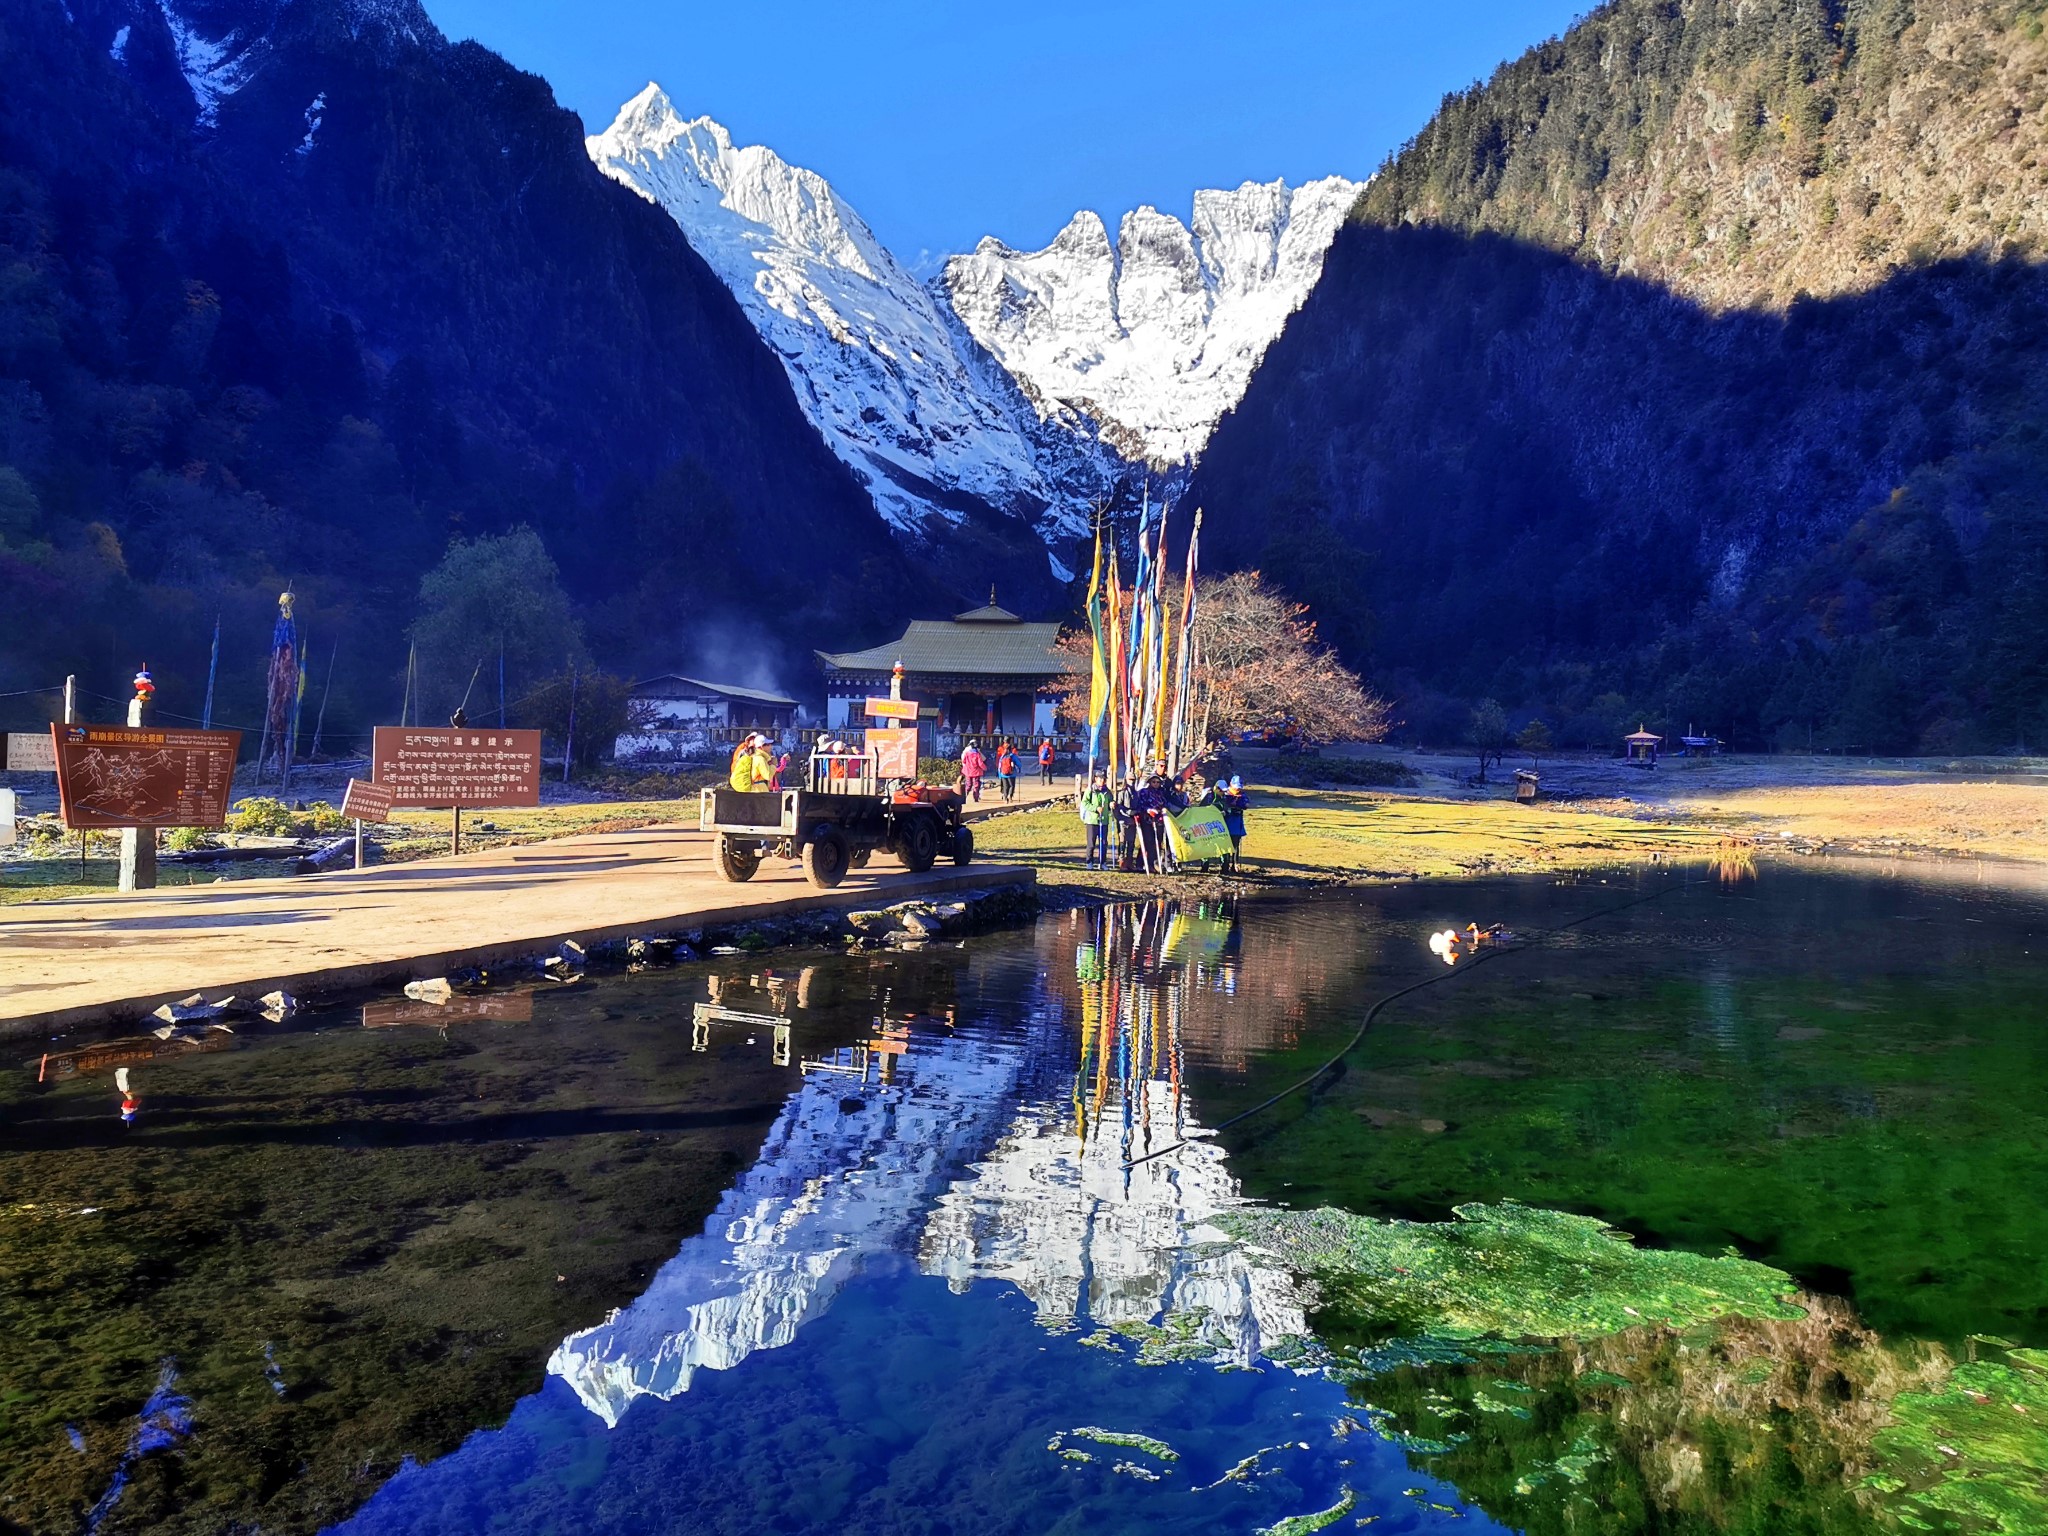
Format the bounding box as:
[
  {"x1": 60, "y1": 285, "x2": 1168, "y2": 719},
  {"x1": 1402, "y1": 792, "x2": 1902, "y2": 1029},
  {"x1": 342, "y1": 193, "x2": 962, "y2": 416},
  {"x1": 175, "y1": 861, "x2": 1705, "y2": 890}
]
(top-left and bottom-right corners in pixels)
[
  {"x1": 68, "y1": 745, "x2": 178, "y2": 819},
  {"x1": 53, "y1": 726, "x2": 243, "y2": 830},
  {"x1": 869, "y1": 727, "x2": 919, "y2": 779}
]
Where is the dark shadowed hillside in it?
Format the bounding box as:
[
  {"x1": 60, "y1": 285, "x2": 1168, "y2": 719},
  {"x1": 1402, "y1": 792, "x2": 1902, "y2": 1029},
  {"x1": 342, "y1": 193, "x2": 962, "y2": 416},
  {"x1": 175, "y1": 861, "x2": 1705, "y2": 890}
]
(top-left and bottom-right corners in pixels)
[
  {"x1": 1194, "y1": 0, "x2": 2048, "y2": 751},
  {"x1": 0, "y1": 0, "x2": 944, "y2": 734}
]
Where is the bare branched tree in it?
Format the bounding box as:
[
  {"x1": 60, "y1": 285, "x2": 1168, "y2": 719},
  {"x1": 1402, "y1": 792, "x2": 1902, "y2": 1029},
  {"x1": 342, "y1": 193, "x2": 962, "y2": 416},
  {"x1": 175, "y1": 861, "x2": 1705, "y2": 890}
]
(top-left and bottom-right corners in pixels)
[
  {"x1": 1193, "y1": 572, "x2": 1388, "y2": 744},
  {"x1": 1054, "y1": 572, "x2": 1388, "y2": 745}
]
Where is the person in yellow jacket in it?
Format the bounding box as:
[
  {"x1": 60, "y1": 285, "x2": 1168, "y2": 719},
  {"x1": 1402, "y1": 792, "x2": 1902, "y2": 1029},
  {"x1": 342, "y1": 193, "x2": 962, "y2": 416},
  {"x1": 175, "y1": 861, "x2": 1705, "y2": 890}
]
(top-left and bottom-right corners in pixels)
[
  {"x1": 749, "y1": 737, "x2": 775, "y2": 790},
  {"x1": 730, "y1": 734, "x2": 763, "y2": 792}
]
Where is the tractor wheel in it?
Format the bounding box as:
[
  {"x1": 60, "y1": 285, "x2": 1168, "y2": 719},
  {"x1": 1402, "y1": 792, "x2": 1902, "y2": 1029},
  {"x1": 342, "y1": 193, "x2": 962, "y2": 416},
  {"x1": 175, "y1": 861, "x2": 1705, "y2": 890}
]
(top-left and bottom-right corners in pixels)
[
  {"x1": 714, "y1": 833, "x2": 760, "y2": 883},
  {"x1": 897, "y1": 813, "x2": 938, "y2": 873},
  {"x1": 802, "y1": 826, "x2": 851, "y2": 889},
  {"x1": 952, "y1": 825, "x2": 975, "y2": 866}
]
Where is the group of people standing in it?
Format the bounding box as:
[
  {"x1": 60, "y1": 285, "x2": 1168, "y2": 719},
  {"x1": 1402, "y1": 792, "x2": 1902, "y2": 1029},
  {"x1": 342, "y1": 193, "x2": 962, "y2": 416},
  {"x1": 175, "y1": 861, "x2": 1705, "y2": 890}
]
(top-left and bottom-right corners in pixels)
[
  {"x1": 1077, "y1": 755, "x2": 1249, "y2": 874},
  {"x1": 957, "y1": 737, "x2": 1057, "y2": 802}
]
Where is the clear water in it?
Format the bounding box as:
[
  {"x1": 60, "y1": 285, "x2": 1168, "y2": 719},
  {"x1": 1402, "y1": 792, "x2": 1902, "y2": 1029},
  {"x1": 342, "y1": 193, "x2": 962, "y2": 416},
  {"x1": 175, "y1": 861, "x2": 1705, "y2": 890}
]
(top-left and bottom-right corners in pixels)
[{"x1": 5, "y1": 861, "x2": 2047, "y2": 1535}]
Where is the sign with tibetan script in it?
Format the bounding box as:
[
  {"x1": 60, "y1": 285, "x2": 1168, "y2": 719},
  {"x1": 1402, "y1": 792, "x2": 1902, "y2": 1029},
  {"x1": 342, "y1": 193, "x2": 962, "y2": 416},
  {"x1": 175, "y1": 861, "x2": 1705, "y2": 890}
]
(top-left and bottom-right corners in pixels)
[
  {"x1": 53, "y1": 724, "x2": 242, "y2": 830},
  {"x1": 4, "y1": 730, "x2": 56, "y2": 772},
  {"x1": 371, "y1": 727, "x2": 542, "y2": 809}
]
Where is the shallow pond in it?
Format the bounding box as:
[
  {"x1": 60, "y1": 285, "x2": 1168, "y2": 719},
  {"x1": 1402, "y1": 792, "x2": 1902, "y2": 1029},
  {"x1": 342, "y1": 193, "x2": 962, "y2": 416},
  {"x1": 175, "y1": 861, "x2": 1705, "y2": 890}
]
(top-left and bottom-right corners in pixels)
[{"x1": 3, "y1": 861, "x2": 2045, "y2": 1534}]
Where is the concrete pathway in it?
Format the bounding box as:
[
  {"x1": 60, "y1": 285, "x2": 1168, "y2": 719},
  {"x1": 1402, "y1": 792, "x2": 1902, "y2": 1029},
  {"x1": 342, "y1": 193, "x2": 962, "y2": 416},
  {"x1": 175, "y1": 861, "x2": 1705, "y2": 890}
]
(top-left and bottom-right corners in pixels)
[
  {"x1": 959, "y1": 773, "x2": 1075, "y2": 818},
  {"x1": 0, "y1": 825, "x2": 1030, "y2": 1040}
]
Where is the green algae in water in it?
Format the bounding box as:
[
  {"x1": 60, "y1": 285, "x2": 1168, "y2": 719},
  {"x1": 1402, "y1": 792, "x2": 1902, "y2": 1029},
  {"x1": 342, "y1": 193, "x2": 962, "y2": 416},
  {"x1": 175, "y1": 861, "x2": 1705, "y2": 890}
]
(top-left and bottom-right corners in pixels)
[
  {"x1": 1871, "y1": 1347, "x2": 2048, "y2": 1532},
  {"x1": 1254, "y1": 1485, "x2": 1355, "y2": 1535},
  {"x1": 1218, "y1": 1201, "x2": 1803, "y2": 1346}
]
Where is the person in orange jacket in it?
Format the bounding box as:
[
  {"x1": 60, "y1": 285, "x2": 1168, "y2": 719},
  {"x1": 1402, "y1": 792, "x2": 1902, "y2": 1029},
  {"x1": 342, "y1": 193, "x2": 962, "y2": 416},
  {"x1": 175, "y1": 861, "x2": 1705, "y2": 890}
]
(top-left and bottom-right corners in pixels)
[{"x1": 995, "y1": 739, "x2": 1019, "y2": 801}]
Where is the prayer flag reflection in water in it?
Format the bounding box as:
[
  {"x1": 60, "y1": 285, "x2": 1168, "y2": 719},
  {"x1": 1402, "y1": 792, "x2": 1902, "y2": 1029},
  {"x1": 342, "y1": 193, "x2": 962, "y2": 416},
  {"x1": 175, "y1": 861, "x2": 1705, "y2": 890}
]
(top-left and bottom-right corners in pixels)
[{"x1": 332, "y1": 899, "x2": 1492, "y2": 1536}]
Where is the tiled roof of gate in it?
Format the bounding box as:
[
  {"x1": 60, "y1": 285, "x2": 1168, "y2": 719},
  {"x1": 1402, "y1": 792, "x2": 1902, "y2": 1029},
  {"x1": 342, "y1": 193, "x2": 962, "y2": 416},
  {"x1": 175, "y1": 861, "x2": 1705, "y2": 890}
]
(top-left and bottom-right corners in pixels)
[{"x1": 816, "y1": 619, "x2": 1075, "y2": 678}]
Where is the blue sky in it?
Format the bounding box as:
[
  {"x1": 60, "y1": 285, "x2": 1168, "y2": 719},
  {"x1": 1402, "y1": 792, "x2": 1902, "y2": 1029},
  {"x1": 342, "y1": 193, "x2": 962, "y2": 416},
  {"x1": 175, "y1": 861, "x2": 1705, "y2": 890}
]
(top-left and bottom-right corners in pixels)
[{"x1": 422, "y1": 0, "x2": 1591, "y2": 263}]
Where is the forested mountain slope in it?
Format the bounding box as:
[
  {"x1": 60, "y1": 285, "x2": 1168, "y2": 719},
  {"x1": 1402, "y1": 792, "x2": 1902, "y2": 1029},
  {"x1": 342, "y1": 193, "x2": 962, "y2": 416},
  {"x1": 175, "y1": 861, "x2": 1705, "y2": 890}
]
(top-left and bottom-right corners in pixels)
[
  {"x1": 1194, "y1": 0, "x2": 2048, "y2": 751},
  {"x1": 0, "y1": 0, "x2": 923, "y2": 733}
]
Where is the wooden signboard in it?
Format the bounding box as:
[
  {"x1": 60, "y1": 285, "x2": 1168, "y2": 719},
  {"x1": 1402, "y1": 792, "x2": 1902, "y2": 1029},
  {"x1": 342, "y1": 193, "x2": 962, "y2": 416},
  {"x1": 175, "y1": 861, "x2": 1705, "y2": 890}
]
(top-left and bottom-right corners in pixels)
[
  {"x1": 3, "y1": 730, "x2": 56, "y2": 773},
  {"x1": 0, "y1": 787, "x2": 13, "y2": 847},
  {"x1": 868, "y1": 727, "x2": 919, "y2": 779},
  {"x1": 370, "y1": 727, "x2": 542, "y2": 809},
  {"x1": 52, "y1": 724, "x2": 242, "y2": 831},
  {"x1": 863, "y1": 697, "x2": 919, "y2": 722},
  {"x1": 341, "y1": 777, "x2": 395, "y2": 823}
]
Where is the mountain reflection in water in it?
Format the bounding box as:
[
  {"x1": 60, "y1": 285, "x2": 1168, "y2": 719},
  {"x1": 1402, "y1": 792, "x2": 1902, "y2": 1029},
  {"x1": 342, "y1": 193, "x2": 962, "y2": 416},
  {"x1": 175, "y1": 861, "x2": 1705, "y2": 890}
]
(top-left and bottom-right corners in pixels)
[
  {"x1": 336, "y1": 899, "x2": 1490, "y2": 1536},
  {"x1": 551, "y1": 900, "x2": 1305, "y2": 1423}
]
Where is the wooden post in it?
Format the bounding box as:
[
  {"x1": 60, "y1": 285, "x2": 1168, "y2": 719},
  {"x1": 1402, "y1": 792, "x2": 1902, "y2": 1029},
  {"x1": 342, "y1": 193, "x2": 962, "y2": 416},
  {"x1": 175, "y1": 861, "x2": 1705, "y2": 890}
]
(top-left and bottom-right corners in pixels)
[
  {"x1": 452, "y1": 806, "x2": 461, "y2": 856},
  {"x1": 64, "y1": 677, "x2": 83, "y2": 880},
  {"x1": 355, "y1": 818, "x2": 365, "y2": 871},
  {"x1": 311, "y1": 641, "x2": 336, "y2": 761},
  {"x1": 562, "y1": 663, "x2": 578, "y2": 784},
  {"x1": 119, "y1": 686, "x2": 157, "y2": 893},
  {"x1": 201, "y1": 616, "x2": 220, "y2": 731}
]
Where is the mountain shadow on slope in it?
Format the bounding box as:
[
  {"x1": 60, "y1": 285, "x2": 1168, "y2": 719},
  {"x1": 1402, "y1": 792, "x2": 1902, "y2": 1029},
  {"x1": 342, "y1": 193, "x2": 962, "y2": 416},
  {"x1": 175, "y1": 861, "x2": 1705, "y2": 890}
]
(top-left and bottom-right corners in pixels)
[
  {"x1": 1192, "y1": 221, "x2": 2048, "y2": 753},
  {"x1": 0, "y1": 0, "x2": 943, "y2": 734}
]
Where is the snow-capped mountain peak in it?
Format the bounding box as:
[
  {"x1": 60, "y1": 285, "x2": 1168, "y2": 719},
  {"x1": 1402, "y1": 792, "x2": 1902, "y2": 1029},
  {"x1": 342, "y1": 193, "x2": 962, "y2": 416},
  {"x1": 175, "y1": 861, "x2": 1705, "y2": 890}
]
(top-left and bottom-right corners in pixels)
[
  {"x1": 589, "y1": 87, "x2": 1107, "y2": 550},
  {"x1": 590, "y1": 83, "x2": 1359, "y2": 560},
  {"x1": 945, "y1": 175, "x2": 1364, "y2": 465},
  {"x1": 596, "y1": 86, "x2": 891, "y2": 286}
]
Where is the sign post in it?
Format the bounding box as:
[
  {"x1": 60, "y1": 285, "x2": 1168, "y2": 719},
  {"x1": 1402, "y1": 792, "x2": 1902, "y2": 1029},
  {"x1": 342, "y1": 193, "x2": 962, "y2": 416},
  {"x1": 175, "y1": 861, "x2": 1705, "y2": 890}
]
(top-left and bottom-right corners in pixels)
[
  {"x1": 118, "y1": 667, "x2": 159, "y2": 891},
  {"x1": 340, "y1": 777, "x2": 395, "y2": 870},
  {"x1": 863, "y1": 696, "x2": 922, "y2": 781}
]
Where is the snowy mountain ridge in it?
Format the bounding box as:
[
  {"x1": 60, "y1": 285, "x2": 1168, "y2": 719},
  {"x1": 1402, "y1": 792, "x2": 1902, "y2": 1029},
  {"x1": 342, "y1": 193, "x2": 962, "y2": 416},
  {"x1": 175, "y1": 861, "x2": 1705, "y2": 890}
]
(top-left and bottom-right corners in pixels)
[
  {"x1": 588, "y1": 85, "x2": 1102, "y2": 553},
  {"x1": 943, "y1": 175, "x2": 1365, "y2": 466},
  {"x1": 590, "y1": 85, "x2": 1361, "y2": 558}
]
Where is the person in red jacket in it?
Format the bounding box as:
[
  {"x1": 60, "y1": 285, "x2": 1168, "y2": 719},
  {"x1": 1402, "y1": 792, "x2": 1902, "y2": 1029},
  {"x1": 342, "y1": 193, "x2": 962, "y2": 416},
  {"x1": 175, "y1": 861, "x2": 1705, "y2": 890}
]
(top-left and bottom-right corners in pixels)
[
  {"x1": 1037, "y1": 737, "x2": 1056, "y2": 785},
  {"x1": 959, "y1": 741, "x2": 986, "y2": 801},
  {"x1": 995, "y1": 740, "x2": 1019, "y2": 801}
]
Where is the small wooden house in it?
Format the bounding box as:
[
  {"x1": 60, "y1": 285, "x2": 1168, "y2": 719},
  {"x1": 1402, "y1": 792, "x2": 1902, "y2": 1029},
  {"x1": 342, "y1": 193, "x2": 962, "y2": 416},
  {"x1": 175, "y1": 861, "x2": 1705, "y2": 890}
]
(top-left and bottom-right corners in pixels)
[{"x1": 1624, "y1": 725, "x2": 1663, "y2": 764}]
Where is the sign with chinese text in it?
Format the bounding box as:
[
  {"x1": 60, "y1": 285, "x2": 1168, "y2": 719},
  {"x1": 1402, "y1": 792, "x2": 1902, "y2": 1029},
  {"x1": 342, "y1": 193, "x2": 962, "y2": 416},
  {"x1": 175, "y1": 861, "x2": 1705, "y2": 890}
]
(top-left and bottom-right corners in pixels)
[
  {"x1": 371, "y1": 727, "x2": 542, "y2": 809},
  {"x1": 341, "y1": 778, "x2": 396, "y2": 823},
  {"x1": 868, "y1": 727, "x2": 919, "y2": 779},
  {"x1": 0, "y1": 788, "x2": 14, "y2": 847},
  {"x1": 863, "y1": 696, "x2": 919, "y2": 722},
  {"x1": 4, "y1": 731, "x2": 56, "y2": 772},
  {"x1": 52, "y1": 724, "x2": 242, "y2": 830}
]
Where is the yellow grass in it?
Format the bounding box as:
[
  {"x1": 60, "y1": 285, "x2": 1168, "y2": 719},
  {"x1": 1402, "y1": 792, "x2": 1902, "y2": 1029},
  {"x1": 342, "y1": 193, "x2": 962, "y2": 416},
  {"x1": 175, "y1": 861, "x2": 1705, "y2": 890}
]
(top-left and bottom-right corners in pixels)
[
  {"x1": 1649, "y1": 781, "x2": 2048, "y2": 862},
  {"x1": 974, "y1": 785, "x2": 1728, "y2": 886}
]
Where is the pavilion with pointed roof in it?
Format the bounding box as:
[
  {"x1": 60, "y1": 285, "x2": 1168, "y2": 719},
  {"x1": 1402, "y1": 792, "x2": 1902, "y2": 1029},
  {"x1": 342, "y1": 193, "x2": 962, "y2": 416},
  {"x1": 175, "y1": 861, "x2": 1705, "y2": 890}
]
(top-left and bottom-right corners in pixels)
[{"x1": 816, "y1": 593, "x2": 1075, "y2": 743}]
